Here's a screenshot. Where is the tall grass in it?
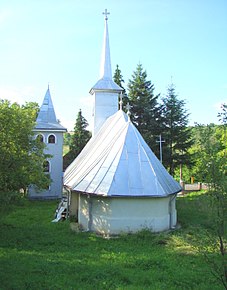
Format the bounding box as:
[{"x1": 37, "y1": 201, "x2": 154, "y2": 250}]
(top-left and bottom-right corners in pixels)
[{"x1": 0, "y1": 192, "x2": 223, "y2": 289}]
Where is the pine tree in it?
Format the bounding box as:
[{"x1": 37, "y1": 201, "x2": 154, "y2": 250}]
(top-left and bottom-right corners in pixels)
[
  {"x1": 161, "y1": 83, "x2": 193, "y2": 175},
  {"x1": 127, "y1": 63, "x2": 162, "y2": 155},
  {"x1": 113, "y1": 64, "x2": 126, "y2": 96},
  {"x1": 113, "y1": 64, "x2": 128, "y2": 109},
  {"x1": 63, "y1": 109, "x2": 91, "y2": 169},
  {"x1": 70, "y1": 109, "x2": 90, "y2": 155}
]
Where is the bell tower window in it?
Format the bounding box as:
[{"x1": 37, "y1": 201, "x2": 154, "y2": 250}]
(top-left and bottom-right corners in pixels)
[
  {"x1": 43, "y1": 160, "x2": 50, "y2": 172},
  {"x1": 48, "y1": 134, "x2": 56, "y2": 144},
  {"x1": 36, "y1": 134, "x2": 44, "y2": 143}
]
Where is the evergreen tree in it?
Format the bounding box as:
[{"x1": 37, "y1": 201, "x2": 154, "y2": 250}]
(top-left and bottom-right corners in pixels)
[
  {"x1": 127, "y1": 63, "x2": 162, "y2": 155},
  {"x1": 64, "y1": 109, "x2": 91, "y2": 169},
  {"x1": 161, "y1": 83, "x2": 193, "y2": 175},
  {"x1": 70, "y1": 109, "x2": 91, "y2": 155},
  {"x1": 113, "y1": 64, "x2": 128, "y2": 109},
  {"x1": 113, "y1": 64, "x2": 126, "y2": 96}
]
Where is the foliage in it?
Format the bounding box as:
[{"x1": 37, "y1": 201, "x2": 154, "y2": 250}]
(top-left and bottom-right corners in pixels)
[
  {"x1": 0, "y1": 100, "x2": 50, "y2": 193},
  {"x1": 64, "y1": 109, "x2": 91, "y2": 169},
  {"x1": 192, "y1": 124, "x2": 226, "y2": 184},
  {"x1": 0, "y1": 192, "x2": 223, "y2": 289},
  {"x1": 113, "y1": 64, "x2": 126, "y2": 96},
  {"x1": 218, "y1": 103, "x2": 227, "y2": 125},
  {"x1": 161, "y1": 83, "x2": 193, "y2": 175},
  {"x1": 127, "y1": 63, "x2": 162, "y2": 156},
  {"x1": 190, "y1": 104, "x2": 227, "y2": 288},
  {"x1": 63, "y1": 132, "x2": 72, "y2": 147},
  {"x1": 113, "y1": 64, "x2": 127, "y2": 110}
]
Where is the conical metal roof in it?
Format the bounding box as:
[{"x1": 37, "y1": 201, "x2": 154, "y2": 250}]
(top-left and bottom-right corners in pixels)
[
  {"x1": 64, "y1": 110, "x2": 181, "y2": 197},
  {"x1": 90, "y1": 9, "x2": 122, "y2": 94},
  {"x1": 35, "y1": 87, "x2": 66, "y2": 131}
]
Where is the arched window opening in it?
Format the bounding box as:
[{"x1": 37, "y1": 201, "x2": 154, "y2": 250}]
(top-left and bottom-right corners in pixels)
[
  {"x1": 43, "y1": 160, "x2": 50, "y2": 172},
  {"x1": 36, "y1": 134, "x2": 44, "y2": 142},
  {"x1": 48, "y1": 134, "x2": 56, "y2": 144}
]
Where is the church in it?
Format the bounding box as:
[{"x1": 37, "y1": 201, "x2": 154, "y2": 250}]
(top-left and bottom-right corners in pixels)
[{"x1": 63, "y1": 10, "x2": 181, "y2": 235}]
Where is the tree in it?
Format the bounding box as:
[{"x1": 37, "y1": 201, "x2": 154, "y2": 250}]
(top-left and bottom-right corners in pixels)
[
  {"x1": 192, "y1": 124, "x2": 225, "y2": 183},
  {"x1": 0, "y1": 100, "x2": 50, "y2": 193},
  {"x1": 193, "y1": 120, "x2": 227, "y2": 288},
  {"x1": 70, "y1": 109, "x2": 91, "y2": 155},
  {"x1": 127, "y1": 63, "x2": 162, "y2": 156},
  {"x1": 161, "y1": 83, "x2": 193, "y2": 176},
  {"x1": 113, "y1": 64, "x2": 128, "y2": 110},
  {"x1": 63, "y1": 109, "x2": 91, "y2": 169},
  {"x1": 113, "y1": 64, "x2": 126, "y2": 96}
]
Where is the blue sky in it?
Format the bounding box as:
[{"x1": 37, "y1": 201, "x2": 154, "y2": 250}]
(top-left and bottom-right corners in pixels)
[{"x1": 0, "y1": 0, "x2": 226, "y2": 130}]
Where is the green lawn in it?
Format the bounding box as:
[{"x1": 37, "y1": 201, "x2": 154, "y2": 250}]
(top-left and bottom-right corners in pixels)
[{"x1": 0, "y1": 192, "x2": 224, "y2": 289}]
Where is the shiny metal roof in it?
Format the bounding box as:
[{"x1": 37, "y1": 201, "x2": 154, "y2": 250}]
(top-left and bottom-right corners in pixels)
[
  {"x1": 90, "y1": 9, "x2": 122, "y2": 94},
  {"x1": 35, "y1": 87, "x2": 66, "y2": 131},
  {"x1": 90, "y1": 78, "x2": 122, "y2": 94},
  {"x1": 64, "y1": 110, "x2": 181, "y2": 197}
]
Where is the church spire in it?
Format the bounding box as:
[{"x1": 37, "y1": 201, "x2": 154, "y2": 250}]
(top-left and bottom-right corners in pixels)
[
  {"x1": 35, "y1": 86, "x2": 66, "y2": 131},
  {"x1": 37, "y1": 86, "x2": 57, "y2": 124},
  {"x1": 90, "y1": 9, "x2": 123, "y2": 136},
  {"x1": 90, "y1": 9, "x2": 122, "y2": 93},
  {"x1": 37, "y1": 84, "x2": 57, "y2": 123},
  {"x1": 100, "y1": 9, "x2": 112, "y2": 80}
]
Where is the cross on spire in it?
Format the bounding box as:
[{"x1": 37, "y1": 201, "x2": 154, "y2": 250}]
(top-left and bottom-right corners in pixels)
[
  {"x1": 102, "y1": 8, "x2": 110, "y2": 20},
  {"x1": 156, "y1": 134, "x2": 165, "y2": 163}
]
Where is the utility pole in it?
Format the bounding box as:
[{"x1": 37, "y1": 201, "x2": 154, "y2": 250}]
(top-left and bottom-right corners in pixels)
[{"x1": 156, "y1": 134, "x2": 165, "y2": 163}]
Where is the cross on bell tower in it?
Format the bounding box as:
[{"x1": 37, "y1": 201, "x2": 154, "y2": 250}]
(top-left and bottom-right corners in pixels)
[{"x1": 102, "y1": 8, "x2": 110, "y2": 20}]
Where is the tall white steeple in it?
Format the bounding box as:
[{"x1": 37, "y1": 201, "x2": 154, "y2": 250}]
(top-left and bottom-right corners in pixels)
[
  {"x1": 90, "y1": 9, "x2": 122, "y2": 136},
  {"x1": 100, "y1": 9, "x2": 112, "y2": 80}
]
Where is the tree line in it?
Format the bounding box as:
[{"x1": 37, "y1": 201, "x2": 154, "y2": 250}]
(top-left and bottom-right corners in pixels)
[
  {"x1": 67, "y1": 63, "x2": 226, "y2": 185},
  {"x1": 0, "y1": 63, "x2": 226, "y2": 193}
]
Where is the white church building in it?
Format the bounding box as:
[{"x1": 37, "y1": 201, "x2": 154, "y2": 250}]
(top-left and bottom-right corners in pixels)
[{"x1": 63, "y1": 10, "x2": 181, "y2": 235}]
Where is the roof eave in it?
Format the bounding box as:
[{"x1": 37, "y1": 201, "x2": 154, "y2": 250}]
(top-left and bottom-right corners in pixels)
[
  {"x1": 33, "y1": 128, "x2": 67, "y2": 132},
  {"x1": 89, "y1": 87, "x2": 123, "y2": 95}
]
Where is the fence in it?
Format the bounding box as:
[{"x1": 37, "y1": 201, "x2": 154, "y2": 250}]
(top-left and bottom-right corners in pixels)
[{"x1": 181, "y1": 182, "x2": 209, "y2": 192}]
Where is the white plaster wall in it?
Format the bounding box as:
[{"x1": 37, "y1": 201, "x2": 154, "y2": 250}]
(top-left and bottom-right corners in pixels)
[
  {"x1": 69, "y1": 191, "x2": 79, "y2": 217},
  {"x1": 93, "y1": 92, "x2": 118, "y2": 135},
  {"x1": 77, "y1": 194, "x2": 177, "y2": 234},
  {"x1": 78, "y1": 194, "x2": 89, "y2": 230},
  {"x1": 29, "y1": 131, "x2": 64, "y2": 199}
]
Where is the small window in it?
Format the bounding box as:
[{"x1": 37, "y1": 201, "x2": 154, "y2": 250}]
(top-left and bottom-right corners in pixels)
[
  {"x1": 43, "y1": 160, "x2": 50, "y2": 172},
  {"x1": 36, "y1": 134, "x2": 44, "y2": 142},
  {"x1": 48, "y1": 134, "x2": 56, "y2": 144}
]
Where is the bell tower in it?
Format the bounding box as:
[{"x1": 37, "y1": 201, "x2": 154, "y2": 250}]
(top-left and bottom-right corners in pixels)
[
  {"x1": 29, "y1": 86, "x2": 67, "y2": 199},
  {"x1": 90, "y1": 9, "x2": 123, "y2": 136}
]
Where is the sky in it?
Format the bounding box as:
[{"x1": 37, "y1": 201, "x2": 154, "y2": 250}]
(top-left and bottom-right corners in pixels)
[{"x1": 0, "y1": 0, "x2": 227, "y2": 130}]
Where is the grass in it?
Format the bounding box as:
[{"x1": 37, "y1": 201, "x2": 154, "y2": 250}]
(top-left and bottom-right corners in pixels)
[
  {"x1": 0, "y1": 191, "x2": 225, "y2": 289},
  {"x1": 63, "y1": 144, "x2": 70, "y2": 156}
]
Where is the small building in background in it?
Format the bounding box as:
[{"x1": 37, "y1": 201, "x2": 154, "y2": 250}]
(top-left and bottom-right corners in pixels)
[{"x1": 29, "y1": 87, "x2": 67, "y2": 199}]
